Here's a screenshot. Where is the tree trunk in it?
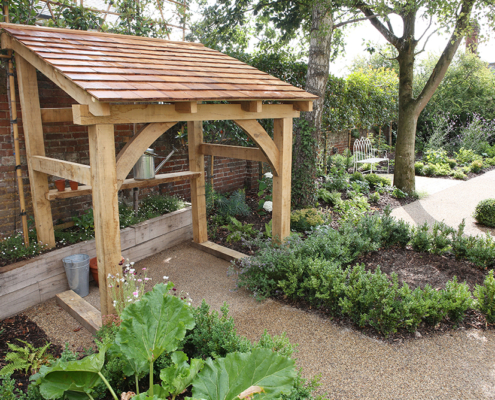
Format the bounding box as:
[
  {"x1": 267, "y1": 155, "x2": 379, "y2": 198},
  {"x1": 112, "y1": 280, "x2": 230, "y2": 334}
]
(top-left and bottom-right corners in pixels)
[
  {"x1": 292, "y1": 1, "x2": 333, "y2": 207},
  {"x1": 393, "y1": 12, "x2": 418, "y2": 193}
]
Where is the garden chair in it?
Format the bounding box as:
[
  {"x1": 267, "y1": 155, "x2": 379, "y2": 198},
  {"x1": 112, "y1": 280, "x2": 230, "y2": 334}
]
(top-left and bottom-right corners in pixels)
[{"x1": 353, "y1": 137, "x2": 389, "y2": 174}]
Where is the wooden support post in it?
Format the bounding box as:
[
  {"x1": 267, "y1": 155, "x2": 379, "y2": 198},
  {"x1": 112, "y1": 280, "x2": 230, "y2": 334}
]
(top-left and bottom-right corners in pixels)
[
  {"x1": 88, "y1": 124, "x2": 121, "y2": 317},
  {"x1": 272, "y1": 118, "x2": 292, "y2": 243},
  {"x1": 15, "y1": 55, "x2": 56, "y2": 248},
  {"x1": 187, "y1": 121, "x2": 208, "y2": 243}
]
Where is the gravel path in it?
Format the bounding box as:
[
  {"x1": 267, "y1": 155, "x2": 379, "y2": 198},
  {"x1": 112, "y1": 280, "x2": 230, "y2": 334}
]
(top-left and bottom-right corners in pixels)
[{"x1": 24, "y1": 242, "x2": 495, "y2": 399}]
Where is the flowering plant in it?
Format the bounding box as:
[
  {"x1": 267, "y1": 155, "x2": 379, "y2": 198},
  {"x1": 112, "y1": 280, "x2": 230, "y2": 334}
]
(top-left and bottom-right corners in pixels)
[
  {"x1": 257, "y1": 172, "x2": 273, "y2": 214},
  {"x1": 108, "y1": 260, "x2": 153, "y2": 316}
]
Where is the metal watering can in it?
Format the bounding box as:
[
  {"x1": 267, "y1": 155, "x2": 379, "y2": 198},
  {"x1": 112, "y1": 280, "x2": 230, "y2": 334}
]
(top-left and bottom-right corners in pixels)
[{"x1": 133, "y1": 147, "x2": 176, "y2": 180}]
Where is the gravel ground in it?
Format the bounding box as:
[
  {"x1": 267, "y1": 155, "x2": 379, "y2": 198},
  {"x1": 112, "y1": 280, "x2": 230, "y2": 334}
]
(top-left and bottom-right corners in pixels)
[{"x1": 23, "y1": 241, "x2": 495, "y2": 399}]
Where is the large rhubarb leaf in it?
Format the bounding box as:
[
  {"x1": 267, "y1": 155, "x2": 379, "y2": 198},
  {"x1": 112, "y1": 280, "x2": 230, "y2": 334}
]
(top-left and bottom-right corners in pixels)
[
  {"x1": 115, "y1": 283, "x2": 195, "y2": 371},
  {"x1": 160, "y1": 351, "x2": 204, "y2": 397},
  {"x1": 190, "y1": 349, "x2": 296, "y2": 400},
  {"x1": 35, "y1": 349, "x2": 107, "y2": 399}
]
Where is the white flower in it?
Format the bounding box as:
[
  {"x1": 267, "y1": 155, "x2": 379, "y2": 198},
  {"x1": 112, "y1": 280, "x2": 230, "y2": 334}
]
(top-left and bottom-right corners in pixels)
[
  {"x1": 129, "y1": 269, "x2": 135, "y2": 273},
  {"x1": 263, "y1": 201, "x2": 273, "y2": 212},
  {"x1": 264, "y1": 172, "x2": 273, "y2": 179},
  {"x1": 113, "y1": 300, "x2": 117, "y2": 307},
  {"x1": 163, "y1": 276, "x2": 169, "y2": 280}
]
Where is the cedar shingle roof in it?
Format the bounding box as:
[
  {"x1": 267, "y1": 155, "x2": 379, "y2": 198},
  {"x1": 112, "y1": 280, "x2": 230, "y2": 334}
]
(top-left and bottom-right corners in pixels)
[{"x1": 1, "y1": 24, "x2": 317, "y2": 103}]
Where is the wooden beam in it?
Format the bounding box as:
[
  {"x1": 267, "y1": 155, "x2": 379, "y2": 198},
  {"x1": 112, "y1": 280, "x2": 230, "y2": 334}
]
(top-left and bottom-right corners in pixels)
[
  {"x1": 56, "y1": 290, "x2": 102, "y2": 335},
  {"x1": 41, "y1": 108, "x2": 73, "y2": 123},
  {"x1": 15, "y1": 54, "x2": 56, "y2": 248},
  {"x1": 190, "y1": 241, "x2": 247, "y2": 262},
  {"x1": 88, "y1": 124, "x2": 121, "y2": 316},
  {"x1": 5, "y1": 35, "x2": 110, "y2": 116},
  {"x1": 46, "y1": 171, "x2": 201, "y2": 200},
  {"x1": 272, "y1": 118, "x2": 293, "y2": 243},
  {"x1": 233, "y1": 120, "x2": 280, "y2": 176},
  {"x1": 72, "y1": 103, "x2": 299, "y2": 125},
  {"x1": 115, "y1": 122, "x2": 177, "y2": 187},
  {"x1": 284, "y1": 101, "x2": 313, "y2": 112},
  {"x1": 175, "y1": 101, "x2": 198, "y2": 114},
  {"x1": 187, "y1": 121, "x2": 208, "y2": 244},
  {"x1": 232, "y1": 101, "x2": 262, "y2": 113},
  {"x1": 199, "y1": 143, "x2": 268, "y2": 163},
  {"x1": 31, "y1": 156, "x2": 91, "y2": 185}
]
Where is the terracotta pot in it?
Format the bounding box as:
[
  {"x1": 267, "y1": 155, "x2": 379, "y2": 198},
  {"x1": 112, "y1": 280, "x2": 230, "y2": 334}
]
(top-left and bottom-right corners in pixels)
[
  {"x1": 69, "y1": 181, "x2": 79, "y2": 190},
  {"x1": 55, "y1": 179, "x2": 66, "y2": 192},
  {"x1": 90, "y1": 257, "x2": 98, "y2": 286}
]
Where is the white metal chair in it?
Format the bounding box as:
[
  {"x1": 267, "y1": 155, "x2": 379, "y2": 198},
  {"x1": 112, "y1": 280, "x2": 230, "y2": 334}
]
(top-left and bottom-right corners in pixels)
[{"x1": 353, "y1": 137, "x2": 389, "y2": 174}]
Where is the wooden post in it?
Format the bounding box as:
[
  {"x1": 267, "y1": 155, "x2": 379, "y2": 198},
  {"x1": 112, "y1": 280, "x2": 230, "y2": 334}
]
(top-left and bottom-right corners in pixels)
[
  {"x1": 187, "y1": 121, "x2": 207, "y2": 243},
  {"x1": 272, "y1": 118, "x2": 292, "y2": 243},
  {"x1": 88, "y1": 124, "x2": 121, "y2": 316},
  {"x1": 15, "y1": 55, "x2": 56, "y2": 248}
]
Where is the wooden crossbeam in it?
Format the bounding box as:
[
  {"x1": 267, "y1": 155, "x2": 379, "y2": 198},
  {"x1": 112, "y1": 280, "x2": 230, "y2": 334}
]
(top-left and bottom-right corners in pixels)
[
  {"x1": 175, "y1": 101, "x2": 198, "y2": 114},
  {"x1": 231, "y1": 101, "x2": 262, "y2": 113},
  {"x1": 3, "y1": 35, "x2": 110, "y2": 116},
  {"x1": 233, "y1": 120, "x2": 280, "y2": 176},
  {"x1": 199, "y1": 143, "x2": 268, "y2": 163},
  {"x1": 72, "y1": 103, "x2": 299, "y2": 125},
  {"x1": 31, "y1": 155, "x2": 91, "y2": 185},
  {"x1": 45, "y1": 171, "x2": 201, "y2": 201},
  {"x1": 284, "y1": 101, "x2": 313, "y2": 112},
  {"x1": 41, "y1": 108, "x2": 73, "y2": 123}
]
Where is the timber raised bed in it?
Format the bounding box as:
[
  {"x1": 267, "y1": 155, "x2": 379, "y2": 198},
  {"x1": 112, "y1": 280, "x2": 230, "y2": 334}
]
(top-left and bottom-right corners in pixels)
[{"x1": 0, "y1": 207, "x2": 192, "y2": 320}]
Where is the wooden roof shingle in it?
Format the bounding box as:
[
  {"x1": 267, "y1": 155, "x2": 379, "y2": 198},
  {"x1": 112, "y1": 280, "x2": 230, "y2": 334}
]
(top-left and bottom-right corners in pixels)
[{"x1": 1, "y1": 24, "x2": 317, "y2": 103}]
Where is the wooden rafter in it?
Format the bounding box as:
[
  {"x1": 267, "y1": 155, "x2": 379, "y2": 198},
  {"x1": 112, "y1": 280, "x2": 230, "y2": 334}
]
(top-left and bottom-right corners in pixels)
[{"x1": 31, "y1": 156, "x2": 91, "y2": 185}]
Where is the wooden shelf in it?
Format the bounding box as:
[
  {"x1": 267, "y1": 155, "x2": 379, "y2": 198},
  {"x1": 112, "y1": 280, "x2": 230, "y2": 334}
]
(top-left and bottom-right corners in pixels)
[{"x1": 46, "y1": 171, "x2": 201, "y2": 201}]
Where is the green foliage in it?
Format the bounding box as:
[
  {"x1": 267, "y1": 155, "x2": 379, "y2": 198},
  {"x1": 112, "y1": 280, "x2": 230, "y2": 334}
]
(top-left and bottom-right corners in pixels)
[
  {"x1": 215, "y1": 190, "x2": 251, "y2": 219},
  {"x1": 411, "y1": 223, "x2": 431, "y2": 253},
  {"x1": 335, "y1": 195, "x2": 370, "y2": 224},
  {"x1": 369, "y1": 192, "x2": 381, "y2": 203},
  {"x1": 138, "y1": 195, "x2": 186, "y2": 221},
  {"x1": 349, "y1": 171, "x2": 365, "y2": 182},
  {"x1": 0, "y1": 230, "x2": 48, "y2": 262},
  {"x1": 424, "y1": 149, "x2": 449, "y2": 165},
  {"x1": 453, "y1": 170, "x2": 467, "y2": 180},
  {"x1": 73, "y1": 209, "x2": 94, "y2": 234},
  {"x1": 452, "y1": 220, "x2": 495, "y2": 269},
  {"x1": 0, "y1": 340, "x2": 52, "y2": 376},
  {"x1": 414, "y1": 162, "x2": 424, "y2": 175},
  {"x1": 290, "y1": 209, "x2": 325, "y2": 232},
  {"x1": 183, "y1": 301, "x2": 252, "y2": 360},
  {"x1": 317, "y1": 188, "x2": 342, "y2": 206},
  {"x1": 470, "y1": 159, "x2": 483, "y2": 173},
  {"x1": 390, "y1": 187, "x2": 407, "y2": 199},
  {"x1": 0, "y1": 375, "x2": 27, "y2": 400},
  {"x1": 189, "y1": 349, "x2": 296, "y2": 400},
  {"x1": 363, "y1": 173, "x2": 391, "y2": 188},
  {"x1": 160, "y1": 352, "x2": 204, "y2": 400},
  {"x1": 221, "y1": 217, "x2": 256, "y2": 243},
  {"x1": 455, "y1": 147, "x2": 481, "y2": 165},
  {"x1": 474, "y1": 271, "x2": 495, "y2": 323},
  {"x1": 473, "y1": 198, "x2": 495, "y2": 228},
  {"x1": 442, "y1": 277, "x2": 473, "y2": 324}
]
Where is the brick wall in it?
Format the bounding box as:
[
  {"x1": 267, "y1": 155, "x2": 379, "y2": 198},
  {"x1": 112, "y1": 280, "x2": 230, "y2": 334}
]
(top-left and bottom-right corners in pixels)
[{"x1": 0, "y1": 68, "x2": 259, "y2": 237}]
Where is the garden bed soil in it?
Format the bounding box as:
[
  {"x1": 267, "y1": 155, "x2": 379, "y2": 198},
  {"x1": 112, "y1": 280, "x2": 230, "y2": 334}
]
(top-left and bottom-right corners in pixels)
[{"x1": 0, "y1": 314, "x2": 62, "y2": 392}]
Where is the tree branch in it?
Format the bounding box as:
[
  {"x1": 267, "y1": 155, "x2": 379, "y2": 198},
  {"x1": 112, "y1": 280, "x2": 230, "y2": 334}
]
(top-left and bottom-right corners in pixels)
[
  {"x1": 417, "y1": 15, "x2": 433, "y2": 42},
  {"x1": 414, "y1": 27, "x2": 440, "y2": 55},
  {"x1": 414, "y1": 0, "x2": 476, "y2": 114},
  {"x1": 356, "y1": 2, "x2": 399, "y2": 46},
  {"x1": 334, "y1": 15, "x2": 377, "y2": 29}
]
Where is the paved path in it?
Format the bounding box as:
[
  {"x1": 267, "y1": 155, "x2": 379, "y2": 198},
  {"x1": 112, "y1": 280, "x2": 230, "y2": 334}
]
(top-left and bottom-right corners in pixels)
[
  {"x1": 29, "y1": 242, "x2": 495, "y2": 400},
  {"x1": 390, "y1": 170, "x2": 495, "y2": 236}
]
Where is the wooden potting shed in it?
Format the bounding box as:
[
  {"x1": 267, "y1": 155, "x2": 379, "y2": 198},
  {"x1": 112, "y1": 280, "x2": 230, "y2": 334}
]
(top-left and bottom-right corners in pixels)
[{"x1": 0, "y1": 23, "x2": 316, "y2": 316}]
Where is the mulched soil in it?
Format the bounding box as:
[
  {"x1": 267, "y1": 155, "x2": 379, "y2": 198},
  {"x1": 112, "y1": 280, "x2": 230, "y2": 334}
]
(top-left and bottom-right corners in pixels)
[
  {"x1": 0, "y1": 314, "x2": 62, "y2": 392},
  {"x1": 356, "y1": 247, "x2": 487, "y2": 291}
]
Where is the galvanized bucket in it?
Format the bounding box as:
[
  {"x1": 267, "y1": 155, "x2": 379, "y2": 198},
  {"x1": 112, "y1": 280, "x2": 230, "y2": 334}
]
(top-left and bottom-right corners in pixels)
[{"x1": 62, "y1": 254, "x2": 90, "y2": 297}]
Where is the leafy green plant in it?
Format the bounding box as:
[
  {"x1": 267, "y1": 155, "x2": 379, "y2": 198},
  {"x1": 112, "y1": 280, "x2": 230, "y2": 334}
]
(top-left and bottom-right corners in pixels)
[
  {"x1": 73, "y1": 209, "x2": 95, "y2": 234},
  {"x1": 470, "y1": 159, "x2": 483, "y2": 173},
  {"x1": 138, "y1": 195, "x2": 186, "y2": 221},
  {"x1": 221, "y1": 217, "x2": 256, "y2": 243},
  {"x1": 442, "y1": 277, "x2": 473, "y2": 324},
  {"x1": 159, "y1": 351, "x2": 204, "y2": 400},
  {"x1": 473, "y1": 199, "x2": 495, "y2": 228},
  {"x1": 335, "y1": 195, "x2": 370, "y2": 224},
  {"x1": 290, "y1": 209, "x2": 325, "y2": 232},
  {"x1": 430, "y1": 221, "x2": 454, "y2": 255},
  {"x1": 424, "y1": 149, "x2": 449, "y2": 165},
  {"x1": 257, "y1": 173, "x2": 274, "y2": 214},
  {"x1": 390, "y1": 187, "x2": 407, "y2": 199},
  {"x1": 215, "y1": 190, "x2": 251, "y2": 219},
  {"x1": 455, "y1": 147, "x2": 481, "y2": 165},
  {"x1": 414, "y1": 162, "x2": 425, "y2": 175},
  {"x1": 188, "y1": 349, "x2": 296, "y2": 400},
  {"x1": 317, "y1": 188, "x2": 342, "y2": 206},
  {"x1": 369, "y1": 192, "x2": 380, "y2": 203},
  {"x1": 0, "y1": 375, "x2": 27, "y2": 400},
  {"x1": 411, "y1": 223, "x2": 431, "y2": 252},
  {"x1": 453, "y1": 170, "x2": 467, "y2": 180},
  {"x1": 0, "y1": 340, "x2": 52, "y2": 376},
  {"x1": 474, "y1": 270, "x2": 495, "y2": 323},
  {"x1": 0, "y1": 231, "x2": 48, "y2": 262},
  {"x1": 363, "y1": 173, "x2": 391, "y2": 188}
]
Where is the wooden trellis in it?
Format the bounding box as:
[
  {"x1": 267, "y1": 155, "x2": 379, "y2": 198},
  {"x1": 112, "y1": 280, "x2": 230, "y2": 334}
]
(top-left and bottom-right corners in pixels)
[{"x1": 1, "y1": 23, "x2": 316, "y2": 316}]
